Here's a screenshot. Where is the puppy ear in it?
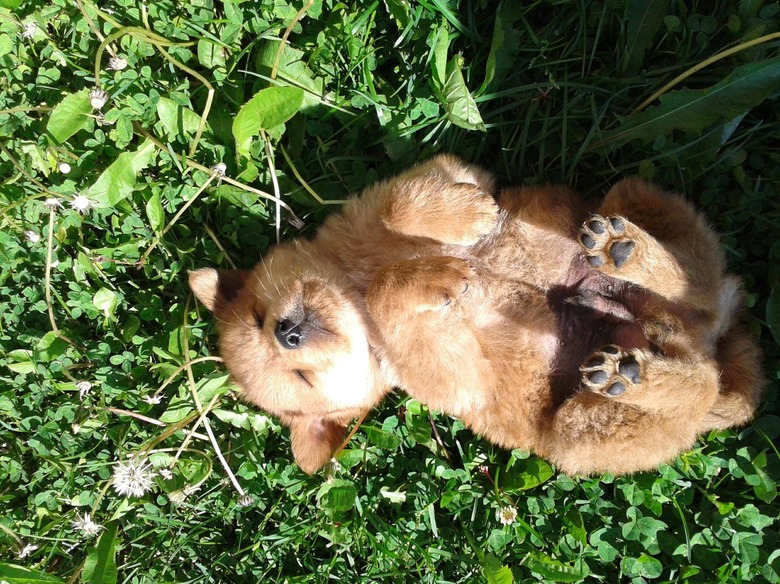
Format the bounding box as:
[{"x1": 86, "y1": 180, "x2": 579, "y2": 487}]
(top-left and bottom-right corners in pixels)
[
  {"x1": 289, "y1": 417, "x2": 348, "y2": 475},
  {"x1": 188, "y1": 268, "x2": 249, "y2": 312}
]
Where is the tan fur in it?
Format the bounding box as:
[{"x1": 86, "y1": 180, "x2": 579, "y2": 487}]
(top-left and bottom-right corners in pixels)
[{"x1": 190, "y1": 156, "x2": 764, "y2": 475}]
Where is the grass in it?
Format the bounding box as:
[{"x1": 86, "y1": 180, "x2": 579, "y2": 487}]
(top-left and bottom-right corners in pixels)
[{"x1": 0, "y1": 0, "x2": 779, "y2": 582}]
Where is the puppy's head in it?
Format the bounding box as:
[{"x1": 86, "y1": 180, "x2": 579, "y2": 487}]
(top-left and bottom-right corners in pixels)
[{"x1": 189, "y1": 242, "x2": 388, "y2": 474}]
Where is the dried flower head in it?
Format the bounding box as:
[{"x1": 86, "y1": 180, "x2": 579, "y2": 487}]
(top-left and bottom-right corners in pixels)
[
  {"x1": 144, "y1": 394, "x2": 162, "y2": 405},
  {"x1": 158, "y1": 468, "x2": 173, "y2": 480},
  {"x1": 238, "y1": 494, "x2": 253, "y2": 507},
  {"x1": 24, "y1": 230, "x2": 41, "y2": 243},
  {"x1": 58, "y1": 161, "x2": 71, "y2": 174},
  {"x1": 89, "y1": 88, "x2": 109, "y2": 110},
  {"x1": 71, "y1": 512, "x2": 103, "y2": 537},
  {"x1": 70, "y1": 195, "x2": 93, "y2": 214},
  {"x1": 22, "y1": 22, "x2": 37, "y2": 39},
  {"x1": 17, "y1": 543, "x2": 39, "y2": 559},
  {"x1": 43, "y1": 197, "x2": 63, "y2": 211},
  {"x1": 75, "y1": 380, "x2": 92, "y2": 399},
  {"x1": 112, "y1": 456, "x2": 155, "y2": 498},
  {"x1": 211, "y1": 162, "x2": 227, "y2": 177},
  {"x1": 108, "y1": 56, "x2": 128, "y2": 71},
  {"x1": 498, "y1": 505, "x2": 517, "y2": 526}
]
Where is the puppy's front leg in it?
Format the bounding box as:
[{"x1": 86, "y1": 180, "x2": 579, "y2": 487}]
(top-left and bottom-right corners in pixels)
[
  {"x1": 367, "y1": 257, "x2": 493, "y2": 415},
  {"x1": 379, "y1": 155, "x2": 499, "y2": 246}
]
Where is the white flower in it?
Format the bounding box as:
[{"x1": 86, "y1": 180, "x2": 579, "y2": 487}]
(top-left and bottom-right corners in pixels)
[
  {"x1": 158, "y1": 468, "x2": 173, "y2": 480},
  {"x1": 112, "y1": 456, "x2": 155, "y2": 498},
  {"x1": 108, "y1": 56, "x2": 128, "y2": 71},
  {"x1": 144, "y1": 394, "x2": 162, "y2": 405},
  {"x1": 76, "y1": 380, "x2": 92, "y2": 399},
  {"x1": 58, "y1": 161, "x2": 71, "y2": 174},
  {"x1": 70, "y1": 195, "x2": 93, "y2": 214},
  {"x1": 498, "y1": 505, "x2": 517, "y2": 526},
  {"x1": 22, "y1": 22, "x2": 36, "y2": 39},
  {"x1": 17, "y1": 543, "x2": 39, "y2": 559},
  {"x1": 24, "y1": 230, "x2": 41, "y2": 243},
  {"x1": 43, "y1": 197, "x2": 63, "y2": 210},
  {"x1": 71, "y1": 423, "x2": 81, "y2": 434},
  {"x1": 71, "y1": 512, "x2": 103, "y2": 537},
  {"x1": 211, "y1": 162, "x2": 227, "y2": 177},
  {"x1": 89, "y1": 88, "x2": 109, "y2": 109}
]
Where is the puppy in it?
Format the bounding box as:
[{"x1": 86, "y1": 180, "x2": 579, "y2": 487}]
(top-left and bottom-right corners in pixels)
[
  {"x1": 190, "y1": 156, "x2": 763, "y2": 475},
  {"x1": 189, "y1": 156, "x2": 498, "y2": 473}
]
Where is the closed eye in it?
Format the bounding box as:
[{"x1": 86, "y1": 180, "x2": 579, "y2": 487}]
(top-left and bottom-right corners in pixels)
[
  {"x1": 253, "y1": 311, "x2": 265, "y2": 328},
  {"x1": 294, "y1": 369, "x2": 312, "y2": 387}
]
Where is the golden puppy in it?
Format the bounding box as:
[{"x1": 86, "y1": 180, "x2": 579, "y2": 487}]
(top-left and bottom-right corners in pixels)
[{"x1": 190, "y1": 156, "x2": 763, "y2": 475}]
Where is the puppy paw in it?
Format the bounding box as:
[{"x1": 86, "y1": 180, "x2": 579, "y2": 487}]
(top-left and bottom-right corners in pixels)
[
  {"x1": 438, "y1": 183, "x2": 499, "y2": 246},
  {"x1": 580, "y1": 345, "x2": 642, "y2": 397},
  {"x1": 579, "y1": 215, "x2": 636, "y2": 270},
  {"x1": 414, "y1": 256, "x2": 473, "y2": 312}
]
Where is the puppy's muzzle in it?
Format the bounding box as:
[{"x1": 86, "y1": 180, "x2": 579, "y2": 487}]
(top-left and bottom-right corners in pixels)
[{"x1": 276, "y1": 318, "x2": 304, "y2": 349}]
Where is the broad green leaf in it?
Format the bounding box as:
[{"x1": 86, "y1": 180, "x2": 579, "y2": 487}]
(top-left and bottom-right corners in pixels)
[
  {"x1": 232, "y1": 86, "x2": 303, "y2": 156},
  {"x1": 82, "y1": 522, "x2": 118, "y2": 584},
  {"x1": 0, "y1": 33, "x2": 13, "y2": 58},
  {"x1": 482, "y1": 553, "x2": 514, "y2": 584},
  {"x1": 46, "y1": 89, "x2": 93, "y2": 144},
  {"x1": 599, "y1": 57, "x2": 780, "y2": 147},
  {"x1": 0, "y1": 563, "x2": 67, "y2": 583},
  {"x1": 195, "y1": 372, "x2": 231, "y2": 403},
  {"x1": 34, "y1": 331, "x2": 69, "y2": 362},
  {"x1": 525, "y1": 552, "x2": 589, "y2": 582},
  {"x1": 93, "y1": 288, "x2": 118, "y2": 320},
  {"x1": 502, "y1": 457, "x2": 553, "y2": 492},
  {"x1": 479, "y1": 2, "x2": 524, "y2": 94},
  {"x1": 155, "y1": 97, "x2": 202, "y2": 141},
  {"x1": 563, "y1": 507, "x2": 587, "y2": 544},
  {"x1": 622, "y1": 0, "x2": 669, "y2": 74},
  {"x1": 145, "y1": 192, "x2": 165, "y2": 232},
  {"x1": 431, "y1": 24, "x2": 450, "y2": 90},
  {"x1": 441, "y1": 56, "x2": 485, "y2": 131},
  {"x1": 255, "y1": 41, "x2": 325, "y2": 110},
  {"x1": 0, "y1": 0, "x2": 23, "y2": 8},
  {"x1": 86, "y1": 139, "x2": 156, "y2": 207},
  {"x1": 197, "y1": 38, "x2": 226, "y2": 69},
  {"x1": 213, "y1": 409, "x2": 271, "y2": 434},
  {"x1": 622, "y1": 554, "x2": 663, "y2": 579},
  {"x1": 766, "y1": 284, "x2": 780, "y2": 345},
  {"x1": 363, "y1": 425, "x2": 402, "y2": 450},
  {"x1": 6, "y1": 349, "x2": 34, "y2": 374},
  {"x1": 317, "y1": 479, "x2": 357, "y2": 512}
]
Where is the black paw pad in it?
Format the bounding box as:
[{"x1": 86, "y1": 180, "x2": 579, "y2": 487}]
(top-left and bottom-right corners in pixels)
[
  {"x1": 587, "y1": 219, "x2": 606, "y2": 234},
  {"x1": 581, "y1": 234, "x2": 596, "y2": 249},
  {"x1": 606, "y1": 382, "x2": 626, "y2": 396},
  {"x1": 602, "y1": 345, "x2": 620, "y2": 355},
  {"x1": 609, "y1": 217, "x2": 625, "y2": 233},
  {"x1": 618, "y1": 356, "x2": 641, "y2": 384},
  {"x1": 586, "y1": 355, "x2": 605, "y2": 368},
  {"x1": 608, "y1": 240, "x2": 635, "y2": 268},
  {"x1": 587, "y1": 255, "x2": 605, "y2": 267}
]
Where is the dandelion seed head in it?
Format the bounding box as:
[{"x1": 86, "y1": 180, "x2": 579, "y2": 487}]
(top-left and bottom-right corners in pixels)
[
  {"x1": 70, "y1": 195, "x2": 93, "y2": 214},
  {"x1": 43, "y1": 197, "x2": 63, "y2": 210},
  {"x1": 72, "y1": 423, "x2": 81, "y2": 434},
  {"x1": 72, "y1": 512, "x2": 103, "y2": 537},
  {"x1": 89, "y1": 88, "x2": 109, "y2": 110},
  {"x1": 24, "y1": 230, "x2": 41, "y2": 243},
  {"x1": 108, "y1": 56, "x2": 128, "y2": 71},
  {"x1": 112, "y1": 456, "x2": 155, "y2": 498},
  {"x1": 22, "y1": 22, "x2": 37, "y2": 39},
  {"x1": 17, "y1": 543, "x2": 39, "y2": 559},
  {"x1": 498, "y1": 505, "x2": 517, "y2": 526},
  {"x1": 144, "y1": 394, "x2": 162, "y2": 405}
]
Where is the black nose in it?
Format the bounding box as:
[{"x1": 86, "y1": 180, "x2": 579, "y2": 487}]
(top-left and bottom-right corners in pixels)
[{"x1": 275, "y1": 319, "x2": 303, "y2": 349}]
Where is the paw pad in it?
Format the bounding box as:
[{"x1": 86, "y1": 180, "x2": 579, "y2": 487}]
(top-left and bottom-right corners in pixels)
[
  {"x1": 580, "y1": 345, "x2": 642, "y2": 398},
  {"x1": 579, "y1": 215, "x2": 635, "y2": 269}
]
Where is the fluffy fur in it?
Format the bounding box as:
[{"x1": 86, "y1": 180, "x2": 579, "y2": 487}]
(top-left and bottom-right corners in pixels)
[{"x1": 190, "y1": 156, "x2": 764, "y2": 475}]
